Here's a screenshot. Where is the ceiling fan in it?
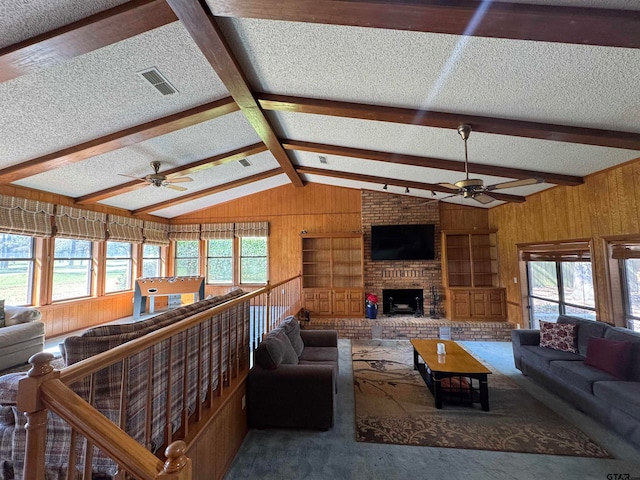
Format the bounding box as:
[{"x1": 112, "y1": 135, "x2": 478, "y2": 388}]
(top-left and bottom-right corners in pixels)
[
  {"x1": 438, "y1": 125, "x2": 543, "y2": 204},
  {"x1": 120, "y1": 161, "x2": 193, "y2": 191}
]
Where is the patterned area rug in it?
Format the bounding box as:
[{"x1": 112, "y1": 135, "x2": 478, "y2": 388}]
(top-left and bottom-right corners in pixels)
[{"x1": 352, "y1": 340, "x2": 610, "y2": 457}]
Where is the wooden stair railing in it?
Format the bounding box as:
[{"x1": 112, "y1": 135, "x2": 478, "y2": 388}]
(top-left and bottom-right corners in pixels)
[{"x1": 14, "y1": 275, "x2": 301, "y2": 479}]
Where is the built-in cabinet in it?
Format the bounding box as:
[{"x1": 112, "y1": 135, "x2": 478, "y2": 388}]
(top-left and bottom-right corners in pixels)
[
  {"x1": 301, "y1": 234, "x2": 364, "y2": 316},
  {"x1": 441, "y1": 230, "x2": 507, "y2": 321}
]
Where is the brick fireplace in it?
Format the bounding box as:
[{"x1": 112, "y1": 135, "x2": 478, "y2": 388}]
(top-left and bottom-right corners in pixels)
[{"x1": 361, "y1": 190, "x2": 442, "y2": 317}]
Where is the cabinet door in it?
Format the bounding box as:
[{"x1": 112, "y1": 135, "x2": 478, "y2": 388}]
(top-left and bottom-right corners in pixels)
[
  {"x1": 470, "y1": 291, "x2": 489, "y2": 317},
  {"x1": 347, "y1": 289, "x2": 364, "y2": 316},
  {"x1": 451, "y1": 290, "x2": 471, "y2": 318},
  {"x1": 333, "y1": 290, "x2": 348, "y2": 315},
  {"x1": 317, "y1": 289, "x2": 332, "y2": 315},
  {"x1": 486, "y1": 290, "x2": 506, "y2": 319},
  {"x1": 303, "y1": 290, "x2": 318, "y2": 313}
]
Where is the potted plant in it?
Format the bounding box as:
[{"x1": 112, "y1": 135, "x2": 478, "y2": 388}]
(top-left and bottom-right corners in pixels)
[{"x1": 365, "y1": 293, "x2": 378, "y2": 319}]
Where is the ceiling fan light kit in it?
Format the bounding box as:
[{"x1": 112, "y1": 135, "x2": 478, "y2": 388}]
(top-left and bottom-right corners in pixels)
[{"x1": 437, "y1": 124, "x2": 543, "y2": 205}]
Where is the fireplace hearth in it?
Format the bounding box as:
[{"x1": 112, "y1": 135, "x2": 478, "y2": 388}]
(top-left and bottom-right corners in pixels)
[{"x1": 383, "y1": 289, "x2": 423, "y2": 316}]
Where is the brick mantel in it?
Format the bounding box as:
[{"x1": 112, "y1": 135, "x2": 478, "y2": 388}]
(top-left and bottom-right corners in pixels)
[{"x1": 361, "y1": 190, "x2": 442, "y2": 315}]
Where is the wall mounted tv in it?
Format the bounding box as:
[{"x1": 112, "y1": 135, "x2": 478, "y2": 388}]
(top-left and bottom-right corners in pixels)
[{"x1": 371, "y1": 224, "x2": 435, "y2": 261}]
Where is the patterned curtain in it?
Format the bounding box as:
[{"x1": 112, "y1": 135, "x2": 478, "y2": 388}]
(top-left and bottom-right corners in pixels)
[
  {"x1": 143, "y1": 221, "x2": 170, "y2": 246},
  {"x1": 55, "y1": 205, "x2": 106, "y2": 241},
  {"x1": 168, "y1": 224, "x2": 200, "y2": 241},
  {"x1": 107, "y1": 214, "x2": 143, "y2": 243},
  {"x1": 0, "y1": 194, "x2": 54, "y2": 237},
  {"x1": 234, "y1": 221, "x2": 269, "y2": 237},
  {"x1": 201, "y1": 223, "x2": 235, "y2": 240}
]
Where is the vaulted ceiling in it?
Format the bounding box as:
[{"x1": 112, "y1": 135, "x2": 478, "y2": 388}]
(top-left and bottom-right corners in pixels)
[{"x1": 1, "y1": 0, "x2": 639, "y2": 218}]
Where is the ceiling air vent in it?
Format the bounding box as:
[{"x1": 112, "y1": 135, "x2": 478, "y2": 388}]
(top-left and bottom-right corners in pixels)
[
  {"x1": 238, "y1": 158, "x2": 252, "y2": 167},
  {"x1": 319, "y1": 156, "x2": 328, "y2": 164},
  {"x1": 138, "y1": 67, "x2": 178, "y2": 95}
]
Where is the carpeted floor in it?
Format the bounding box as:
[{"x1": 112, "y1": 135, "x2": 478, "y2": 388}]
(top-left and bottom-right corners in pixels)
[{"x1": 353, "y1": 339, "x2": 610, "y2": 458}]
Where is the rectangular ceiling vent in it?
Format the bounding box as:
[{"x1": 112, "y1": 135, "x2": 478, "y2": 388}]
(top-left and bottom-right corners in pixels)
[
  {"x1": 138, "y1": 67, "x2": 178, "y2": 95},
  {"x1": 319, "y1": 155, "x2": 328, "y2": 164},
  {"x1": 238, "y1": 158, "x2": 252, "y2": 167}
]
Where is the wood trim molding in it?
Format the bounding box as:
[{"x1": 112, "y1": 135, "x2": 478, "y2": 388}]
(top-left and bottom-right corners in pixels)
[
  {"x1": 165, "y1": 0, "x2": 303, "y2": 187},
  {"x1": 0, "y1": 0, "x2": 178, "y2": 83},
  {"x1": 284, "y1": 139, "x2": 583, "y2": 186},
  {"x1": 0, "y1": 97, "x2": 239, "y2": 184},
  {"x1": 132, "y1": 168, "x2": 283, "y2": 215},
  {"x1": 75, "y1": 142, "x2": 267, "y2": 204},
  {"x1": 296, "y1": 166, "x2": 526, "y2": 203},
  {"x1": 208, "y1": 0, "x2": 640, "y2": 49},
  {"x1": 261, "y1": 94, "x2": 640, "y2": 151}
]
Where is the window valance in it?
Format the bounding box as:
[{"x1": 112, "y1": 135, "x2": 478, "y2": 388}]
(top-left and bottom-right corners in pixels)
[
  {"x1": 107, "y1": 214, "x2": 143, "y2": 244},
  {"x1": 610, "y1": 241, "x2": 640, "y2": 260},
  {"x1": 0, "y1": 195, "x2": 54, "y2": 237},
  {"x1": 54, "y1": 205, "x2": 106, "y2": 241},
  {"x1": 519, "y1": 241, "x2": 591, "y2": 262},
  {"x1": 143, "y1": 221, "x2": 170, "y2": 246},
  {"x1": 201, "y1": 223, "x2": 235, "y2": 240},
  {"x1": 235, "y1": 221, "x2": 269, "y2": 237},
  {"x1": 168, "y1": 224, "x2": 200, "y2": 241}
]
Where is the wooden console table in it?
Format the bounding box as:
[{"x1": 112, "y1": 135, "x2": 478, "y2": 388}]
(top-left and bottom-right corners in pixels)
[{"x1": 133, "y1": 276, "x2": 205, "y2": 319}]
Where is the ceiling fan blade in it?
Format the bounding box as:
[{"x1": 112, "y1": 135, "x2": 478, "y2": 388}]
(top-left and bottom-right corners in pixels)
[
  {"x1": 165, "y1": 184, "x2": 187, "y2": 192},
  {"x1": 485, "y1": 177, "x2": 543, "y2": 191},
  {"x1": 438, "y1": 182, "x2": 460, "y2": 190},
  {"x1": 473, "y1": 193, "x2": 495, "y2": 204},
  {"x1": 164, "y1": 176, "x2": 193, "y2": 183},
  {"x1": 118, "y1": 174, "x2": 148, "y2": 182}
]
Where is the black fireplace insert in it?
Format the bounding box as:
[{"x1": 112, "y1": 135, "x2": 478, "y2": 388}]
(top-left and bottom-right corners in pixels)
[{"x1": 382, "y1": 289, "x2": 423, "y2": 316}]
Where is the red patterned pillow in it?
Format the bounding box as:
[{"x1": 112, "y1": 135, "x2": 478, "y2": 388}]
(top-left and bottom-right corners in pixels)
[{"x1": 539, "y1": 321, "x2": 578, "y2": 353}]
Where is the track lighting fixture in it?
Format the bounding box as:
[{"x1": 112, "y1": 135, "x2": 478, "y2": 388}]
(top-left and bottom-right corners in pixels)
[
  {"x1": 405, "y1": 187, "x2": 410, "y2": 194},
  {"x1": 431, "y1": 190, "x2": 437, "y2": 197},
  {"x1": 382, "y1": 184, "x2": 388, "y2": 190}
]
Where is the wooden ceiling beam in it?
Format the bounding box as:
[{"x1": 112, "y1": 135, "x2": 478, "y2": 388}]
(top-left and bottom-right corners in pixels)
[
  {"x1": 295, "y1": 166, "x2": 526, "y2": 203},
  {"x1": 208, "y1": 0, "x2": 640, "y2": 49},
  {"x1": 132, "y1": 168, "x2": 283, "y2": 215},
  {"x1": 283, "y1": 140, "x2": 583, "y2": 186},
  {"x1": 0, "y1": 97, "x2": 239, "y2": 184},
  {"x1": 261, "y1": 94, "x2": 640, "y2": 151},
  {"x1": 75, "y1": 142, "x2": 267, "y2": 204},
  {"x1": 0, "y1": 0, "x2": 178, "y2": 83},
  {"x1": 166, "y1": 0, "x2": 303, "y2": 187}
]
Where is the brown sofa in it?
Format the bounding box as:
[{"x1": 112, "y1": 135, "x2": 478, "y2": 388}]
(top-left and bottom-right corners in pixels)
[{"x1": 247, "y1": 316, "x2": 338, "y2": 430}]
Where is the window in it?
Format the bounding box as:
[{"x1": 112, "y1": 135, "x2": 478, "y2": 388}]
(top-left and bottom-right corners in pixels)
[
  {"x1": 52, "y1": 238, "x2": 93, "y2": 301},
  {"x1": 0, "y1": 233, "x2": 35, "y2": 305},
  {"x1": 527, "y1": 260, "x2": 595, "y2": 328},
  {"x1": 142, "y1": 244, "x2": 162, "y2": 278},
  {"x1": 105, "y1": 241, "x2": 132, "y2": 293},
  {"x1": 207, "y1": 239, "x2": 233, "y2": 284},
  {"x1": 239, "y1": 236, "x2": 267, "y2": 284},
  {"x1": 175, "y1": 240, "x2": 199, "y2": 276},
  {"x1": 621, "y1": 258, "x2": 640, "y2": 331}
]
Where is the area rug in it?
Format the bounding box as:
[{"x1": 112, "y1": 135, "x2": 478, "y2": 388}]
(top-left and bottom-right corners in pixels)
[{"x1": 352, "y1": 340, "x2": 610, "y2": 457}]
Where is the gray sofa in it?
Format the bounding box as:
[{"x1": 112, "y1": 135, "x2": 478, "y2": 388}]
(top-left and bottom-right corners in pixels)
[
  {"x1": 0, "y1": 306, "x2": 44, "y2": 371},
  {"x1": 248, "y1": 316, "x2": 338, "y2": 430},
  {"x1": 512, "y1": 315, "x2": 640, "y2": 450}
]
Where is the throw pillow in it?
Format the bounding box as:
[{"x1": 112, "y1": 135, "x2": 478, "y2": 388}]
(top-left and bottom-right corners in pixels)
[
  {"x1": 280, "y1": 316, "x2": 304, "y2": 357},
  {"x1": 3, "y1": 305, "x2": 42, "y2": 326},
  {"x1": 539, "y1": 321, "x2": 578, "y2": 353},
  {"x1": 254, "y1": 329, "x2": 299, "y2": 369},
  {"x1": 584, "y1": 336, "x2": 632, "y2": 380}
]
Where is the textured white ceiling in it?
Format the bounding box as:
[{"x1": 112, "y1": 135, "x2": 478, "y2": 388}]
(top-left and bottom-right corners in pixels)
[
  {"x1": 0, "y1": 22, "x2": 228, "y2": 167},
  {"x1": 220, "y1": 18, "x2": 640, "y2": 132},
  {"x1": 0, "y1": 0, "x2": 130, "y2": 48},
  {"x1": 149, "y1": 174, "x2": 292, "y2": 218}
]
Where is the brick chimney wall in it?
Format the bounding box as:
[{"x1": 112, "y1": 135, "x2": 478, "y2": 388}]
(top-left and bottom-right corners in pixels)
[{"x1": 361, "y1": 190, "x2": 442, "y2": 315}]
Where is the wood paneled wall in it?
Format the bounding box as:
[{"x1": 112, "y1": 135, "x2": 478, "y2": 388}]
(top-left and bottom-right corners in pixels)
[
  {"x1": 176, "y1": 183, "x2": 362, "y2": 296},
  {"x1": 489, "y1": 159, "x2": 640, "y2": 327}
]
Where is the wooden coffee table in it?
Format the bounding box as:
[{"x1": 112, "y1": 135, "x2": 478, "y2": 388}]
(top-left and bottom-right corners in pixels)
[{"x1": 411, "y1": 339, "x2": 492, "y2": 411}]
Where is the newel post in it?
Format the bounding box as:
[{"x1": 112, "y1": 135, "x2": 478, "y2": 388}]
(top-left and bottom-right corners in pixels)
[
  {"x1": 156, "y1": 441, "x2": 192, "y2": 479},
  {"x1": 17, "y1": 352, "x2": 59, "y2": 480},
  {"x1": 265, "y1": 280, "x2": 272, "y2": 332}
]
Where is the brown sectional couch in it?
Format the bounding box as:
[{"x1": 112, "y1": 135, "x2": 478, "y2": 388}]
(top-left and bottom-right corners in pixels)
[
  {"x1": 247, "y1": 316, "x2": 338, "y2": 430},
  {"x1": 0, "y1": 289, "x2": 248, "y2": 480}
]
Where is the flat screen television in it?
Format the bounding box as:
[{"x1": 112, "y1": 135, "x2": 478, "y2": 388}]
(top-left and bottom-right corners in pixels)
[{"x1": 371, "y1": 224, "x2": 435, "y2": 261}]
